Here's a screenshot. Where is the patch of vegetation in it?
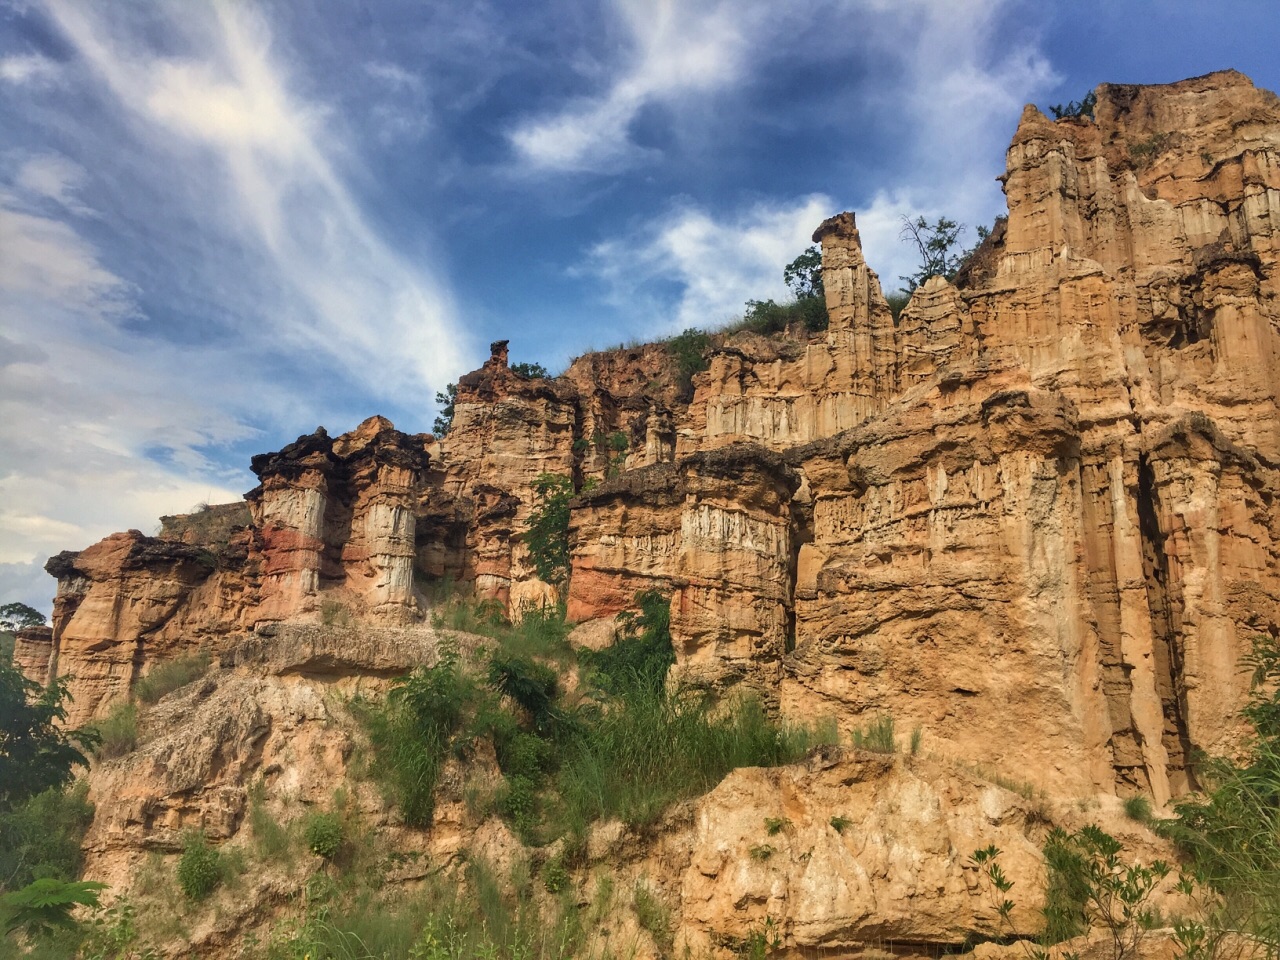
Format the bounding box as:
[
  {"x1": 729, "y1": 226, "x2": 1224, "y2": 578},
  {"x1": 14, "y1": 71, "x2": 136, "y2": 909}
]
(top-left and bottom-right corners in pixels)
[
  {"x1": 511, "y1": 362, "x2": 548, "y2": 378},
  {"x1": 433, "y1": 382, "x2": 457, "y2": 436},
  {"x1": 1159, "y1": 633, "x2": 1280, "y2": 954},
  {"x1": 0, "y1": 783, "x2": 94, "y2": 891},
  {"x1": 176, "y1": 832, "x2": 222, "y2": 901},
  {"x1": 303, "y1": 810, "x2": 345, "y2": 861},
  {"x1": 633, "y1": 882, "x2": 673, "y2": 954},
  {"x1": 747, "y1": 843, "x2": 775, "y2": 862},
  {"x1": 1049, "y1": 90, "x2": 1097, "y2": 119},
  {"x1": 357, "y1": 649, "x2": 472, "y2": 827},
  {"x1": 247, "y1": 779, "x2": 293, "y2": 862},
  {"x1": 0, "y1": 603, "x2": 45, "y2": 633},
  {"x1": 664, "y1": 327, "x2": 711, "y2": 398},
  {"x1": 1129, "y1": 132, "x2": 1171, "y2": 165},
  {"x1": 0, "y1": 662, "x2": 98, "y2": 810},
  {"x1": 1, "y1": 877, "x2": 106, "y2": 940},
  {"x1": 134, "y1": 652, "x2": 210, "y2": 704},
  {"x1": 763, "y1": 817, "x2": 790, "y2": 836},
  {"x1": 90, "y1": 701, "x2": 138, "y2": 759},
  {"x1": 524, "y1": 474, "x2": 575, "y2": 590},
  {"x1": 1123, "y1": 794, "x2": 1152, "y2": 823},
  {"x1": 829, "y1": 815, "x2": 852, "y2": 834},
  {"x1": 851, "y1": 713, "x2": 896, "y2": 753}
]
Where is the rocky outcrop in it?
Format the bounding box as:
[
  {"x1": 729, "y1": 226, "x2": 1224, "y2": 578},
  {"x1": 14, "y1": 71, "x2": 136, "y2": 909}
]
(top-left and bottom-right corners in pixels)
[
  {"x1": 568, "y1": 443, "x2": 801, "y2": 699},
  {"x1": 30, "y1": 71, "x2": 1280, "y2": 803},
  {"x1": 12, "y1": 625, "x2": 53, "y2": 686}
]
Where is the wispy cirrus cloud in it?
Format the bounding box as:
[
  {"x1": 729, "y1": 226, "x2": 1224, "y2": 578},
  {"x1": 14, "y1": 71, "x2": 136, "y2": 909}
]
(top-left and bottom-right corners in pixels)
[
  {"x1": 42, "y1": 0, "x2": 469, "y2": 399},
  {"x1": 508, "y1": 0, "x2": 753, "y2": 173},
  {"x1": 0, "y1": 52, "x2": 61, "y2": 85}
]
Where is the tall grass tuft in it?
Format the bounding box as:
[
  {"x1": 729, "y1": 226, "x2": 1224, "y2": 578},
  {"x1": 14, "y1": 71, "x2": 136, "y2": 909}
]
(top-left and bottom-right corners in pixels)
[
  {"x1": 92, "y1": 701, "x2": 139, "y2": 758},
  {"x1": 851, "y1": 713, "x2": 896, "y2": 753},
  {"x1": 556, "y1": 689, "x2": 833, "y2": 829},
  {"x1": 134, "y1": 652, "x2": 210, "y2": 704}
]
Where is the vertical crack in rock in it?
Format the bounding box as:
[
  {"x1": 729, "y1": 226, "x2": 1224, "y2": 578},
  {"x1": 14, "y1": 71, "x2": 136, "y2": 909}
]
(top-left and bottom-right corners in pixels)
[{"x1": 1135, "y1": 453, "x2": 1197, "y2": 793}]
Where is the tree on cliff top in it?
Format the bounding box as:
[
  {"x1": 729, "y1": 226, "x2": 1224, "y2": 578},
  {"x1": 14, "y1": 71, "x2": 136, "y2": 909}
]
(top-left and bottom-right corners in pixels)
[{"x1": 0, "y1": 603, "x2": 45, "y2": 634}]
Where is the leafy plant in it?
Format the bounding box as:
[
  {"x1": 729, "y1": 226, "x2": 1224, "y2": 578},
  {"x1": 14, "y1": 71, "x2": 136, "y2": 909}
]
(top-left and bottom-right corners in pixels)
[
  {"x1": 829, "y1": 815, "x2": 852, "y2": 834},
  {"x1": 748, "y1": 844, "x2": 775, "y2": 862},
  {"x1": 177, "y1": 831, "x2": 222, "y2": 900},
  {"x1": 634, "y1": 882, "x2": 672, "y2": 954},
  {"x1": 665, "y1": 328, "x2": 711, "y2": 398},
  {"x1": 0, "y1": 782, "x2": 94, "y2": 890},
  {"x1": 0, "y1": 661, "x2": 98, "y2": 810},
  {"x1": 910, "y1": 725, "x2": 923, "y2": 756},
  {"x1": 511, "y1": 362, "x2": 548, "y2": 378},
  {"x1": 1123, "y1": 795, "x2": 1152, "y2": 823},
  {"x1": 763, "y1": 817, "x2": 790, "y2": 836},
  {"x1": 588, "y1": 589, "x2": 675, "y2": 700},
  {"x1": 0, "y1": 602, "x2": 45, "y2": 633},
  {"x1": 1, "y1": 877, "x2": 105, "y2": 938},
  {"x1": 524, "y1": 474, "x2": 574, "y2": 589},
  {"x1": 363, "y1": 651, "x2": 472, "y2": 827},
  {"x1": 303, "y1": 811, "x2": 344, "y2": 860}
]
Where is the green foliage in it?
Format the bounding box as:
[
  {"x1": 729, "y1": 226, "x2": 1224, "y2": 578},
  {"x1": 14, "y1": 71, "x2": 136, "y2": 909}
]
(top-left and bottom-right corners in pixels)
[
  {"x1": 1160, "y1": 634, "x2": 1280, "y2": 953},
  {"x1": 633, "y1": 882, "x2": 672, "y2": 954},
  {"x1": 1123, "y1": 795, "x2": 1152, "y2": 823},
  {"x1": 587, "y1": 589, "x2": 675, "y2": 700},
  {"x1": 541, "y1": 856, "x2": 569, "y2": 894},
  {"x1": 829, "y1": 815, "x2": 852, "y2": 834},
  {"x1": 177, "y1": 832, "x2": 222, "y2": 901},
  {"x1": 736, "y1": 296, "x2": 828, "y2": 336},
  {"x1": 1, "y1": 877, "x2": 105, "y2": 938},
  {"x1": 359, "y1": 651, "x2": 472, "y2": 827},
  {"x1": 134, "y1": 652, "x2": 210, "y2": 704},
  {"x1": 1049, "y1": 91, "x2": 1097, "y2": 119},
  {"x1": 0, "y1": 603, "x2": 45, "y2": 633},
  {"x1": 972, "y1": 827, "x2": 1169, "y2": 959},
  {"x1": 432, "y1": 383, "x2": 457, "y2": 436},
  {"x1": 0, "y1": 782, "x2": 94, "y2": 890},
  {"x1": 0, "y1": 661, "x2": 98, "y2": 811},
  {"x1": 303, "y1": 811, "x2": 345, "y2": 861},
  {"x1": 664, "y1": 328, "x2": 711, "y2": 398},
  {"x1": 740, "y1": 916, "x2": 782, "y2": 960},
  {"x1": 899, "y1": 215, "x2": 967, "y2": 292},
  {"x1": 747, "y1": 844, "x2": 774, "y2": 862},
  {"x1": 1128, "y1": 132, "x2": 1171, "y2": 165},
  {"x1": 488, "y1": 656, "x2": 560, "y2": 733},
  {"x1": 247, "y1": 780, "x2": 293, "y2": 861},
  {"x1": 80, "y1": 898, "x2": 157, "y2": 960},
  {"x1": 909, "y1": 725, "x2": 923, "y2": 756},
  {"x1": 783, "y1": 246, "x2": 823, "y2": 301},
  {"x1": 511, "y1": 362, "x2": 548, "y2": 379},
  {"x1": 91, "y1": 701, "x2": 138, "y2": 759},
  {"x1": 524, "y1": 474, "x2": 574, "y2": 590},
  {"x1": 851, "y1": 713, "x2": 896, "y2": 753},
  {"x1": 763, "y1": 817, "x2": 790, "y2": 836}
]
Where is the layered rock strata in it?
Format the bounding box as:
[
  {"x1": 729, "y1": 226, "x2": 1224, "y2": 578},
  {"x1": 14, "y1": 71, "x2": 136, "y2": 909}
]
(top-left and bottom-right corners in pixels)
[{"x1": 32, "y1": 71, "x2": 1280, "y2": 803}]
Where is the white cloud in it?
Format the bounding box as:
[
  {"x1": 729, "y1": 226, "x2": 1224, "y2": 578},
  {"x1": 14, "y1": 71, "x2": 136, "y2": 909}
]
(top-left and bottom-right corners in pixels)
[
  {"x1": 509, "y1": 0, "x2": 752, "y2": 172},
  {"x1": 0, "y1": 194, "x2": 250, "y2": 568},
  {"x1": 14, "y1": 154, "x2": 94, "y2": 216},
  {"x1": 0, "y1": 52, "x2": 60, "y2": 85},
  {"x1": 588, "y1": 194, "x2": 833, "y2": 334},
  {"x1": 41, "y1": 0, "x2": 470, "y2": 400}
]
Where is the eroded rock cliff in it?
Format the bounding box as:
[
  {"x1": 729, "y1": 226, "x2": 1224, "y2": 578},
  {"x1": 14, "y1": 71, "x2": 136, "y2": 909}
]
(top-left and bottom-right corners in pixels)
[{"x1": 32, "y1": 70, "x2": 1280, "y2": 797}]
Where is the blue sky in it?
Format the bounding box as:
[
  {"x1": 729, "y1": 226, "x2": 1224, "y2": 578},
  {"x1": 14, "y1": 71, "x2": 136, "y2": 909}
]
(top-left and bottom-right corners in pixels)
[{"x1": 3, "y1": 0, "x2": 1279, "y2": 613}]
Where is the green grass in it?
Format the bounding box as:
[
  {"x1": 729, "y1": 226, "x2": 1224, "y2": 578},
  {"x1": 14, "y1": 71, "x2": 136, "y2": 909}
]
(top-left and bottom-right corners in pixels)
[
  {"x1": 554, "y1": 689, "x2": 834, "y2": 830},
  {"x1": 851, "y1": 713, "x2": 896, "y2": 753},
  {"x1": 1123, "y1": 795, "x2": 1153, "y2": 823},
  {"x1": 0, "y1": 783, "x2": 94, "y2": 891},
  {"x1": 134, "y1": 652, "x2": 210, "y2": 704}
]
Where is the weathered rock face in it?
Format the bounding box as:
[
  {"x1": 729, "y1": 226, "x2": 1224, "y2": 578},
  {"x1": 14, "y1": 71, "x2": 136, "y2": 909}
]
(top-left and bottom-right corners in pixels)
[
  {"x1": 12, "y1": 625, "x2": 53, "y2": 686},
  {"x1": 31, "y1": 71, "x2": 1280, "y2": 804},
  {"x1": 568, "y1": 443, "x2": 800, "y2": 699}
]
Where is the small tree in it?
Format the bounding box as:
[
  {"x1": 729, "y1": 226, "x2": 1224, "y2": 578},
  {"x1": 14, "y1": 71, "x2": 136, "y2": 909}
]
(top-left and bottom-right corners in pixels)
[
  {"x1": 0, "y1": 663, "x2": 98, "y2": 811},
  {"x1": 511, "y1": 362, "x2": 548, "y2": 378},
  {"x1": 433, "y1": 383, "x2": 457, "y2": 436},
  {"x1": 1050, "y1": 91, "x2": 1097, "y2": 120},
  {"x1": 524, "y1": 474, "x2": 575, "y2": 590},
  {"x1": 783, "y1": 246, "x2": 823, "y2": 301}
]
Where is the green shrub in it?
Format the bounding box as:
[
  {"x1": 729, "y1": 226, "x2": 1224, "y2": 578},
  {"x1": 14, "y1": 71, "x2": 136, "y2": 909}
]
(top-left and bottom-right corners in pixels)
[
  {"x1": 302, "y1": 811, "x2": 344, "y2": 860},
  {"x1": 91, "y1": 701, "x2": 138, "y2": 759},
  {"x1": 247, "y1": 780, "x2": 292, "y2": 861},
  {"x1": 177, "y1": 832, "x2": 221, "y2": 900},
  {"x1": 829, "y1": 815, "x2": 852, "y2": 834},
  {"x1": 134, "y1": 652, "x2": 210, "y2": 704},
  {"x1": 1123, "y1": 794, "x2": 1152, "y2": 823},
  {"x1": 665, "y1": 328, "x2": 711, "y2": 397},
  {"x1": 763, "y1": 817, "x2": 790, "y2": 836},
  {"x1": 633, "y1": 882, "x2": 673, "y2": 954},
  {"x1": 488, "y1": 656, "x2": 560, "y2": 732}
]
